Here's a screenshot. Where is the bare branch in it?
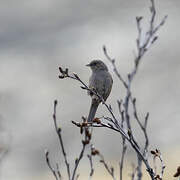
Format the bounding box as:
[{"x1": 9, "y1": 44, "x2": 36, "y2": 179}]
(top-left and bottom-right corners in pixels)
[
  {"x1": 119, "y1": 140, "x2": 127, "y2": 180},
  {"x1": 102, "y1": 0, "x2": 167, "y2": 179},
  {"x1": 87, "y1": 153, "x2": 94, "y2": 179},
  {"x1": 117, "y1": 100, "x2": 127, "y2": 180},
  {"x1": 103, "y1": 46, "x2": 128, "y2": 89},
  {"x1": 71, "y1": 120, "x2": 92, "y2": 180},
  {"x1": 75, "y1": 174, "x2": 80, "y2": 180},
  {"x1": 99, "y1": 153, "x2": 116, "y2": 180},
  {"x1": 173, "y1": 166, "x2": 180, "y2": 178},
  {"x1": 48, "y1": 101, "x2": 92, "y2": 180},
  {"x1": 45, "y1": 150, "x2": 59, "y2": 180},
  {"x1": 159, "y1": 153, "x2": 166, "y2": 178},
  {"x1": 56, "y1": 163, "x2": 62, "y2": 180},
  {"x1": 53, "y1": 100, "x2": 71, "y2": 180},
  {"x1": 131, "y1": 98, "x2": 149, "y2": 155},
  {"x1": 130, "y1": 163, "x2": 137, "y2": 180},
  {"x1": 71, "y1": 142, "x2": 86, "y2": 180}
]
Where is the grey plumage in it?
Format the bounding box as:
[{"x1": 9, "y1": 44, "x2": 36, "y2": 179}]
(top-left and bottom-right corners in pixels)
[{"x1": 86, "y1": 60, "x2": 113, "y2": 122}]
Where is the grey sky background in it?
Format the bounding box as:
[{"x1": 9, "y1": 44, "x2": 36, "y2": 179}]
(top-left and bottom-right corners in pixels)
[{"x1": 0, "y1": 0, "x2": 179, "y2": 179}]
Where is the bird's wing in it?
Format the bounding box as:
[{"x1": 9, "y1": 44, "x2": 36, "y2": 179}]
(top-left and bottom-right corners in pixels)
[
  {"x1": 103, "y1": 71, "x2": 113, "y2": 101},
  {"x1": 88, "y1": 71, "x2": 113, "y2": 101}
]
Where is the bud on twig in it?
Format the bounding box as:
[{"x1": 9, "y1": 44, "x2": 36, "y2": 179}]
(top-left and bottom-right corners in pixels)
[
  {"x1": 73, "y1": 73, "x2": 79, "y2": 79},
  {"x1": 154, "y1": 175, "x2": 162, "y2": 180},
  {"x1": 58, "y1": 75, "x2": 65, "y2": 79},
  {"x1": 58, "y1": 127, "x2": 62, "y2": 133},
  {"x1": 80, "y1": 127, "x2": 83, "y2": 134},
  {"x1": 103, "y1": 45, "x2": 106, "y2": 54},
  {"x1": 80, "y1": 86, "x2": 87, "y2": 90},
  {"x1": 128, "y1": 129, "x2": 132, "y2": 138},
  {"x1": 136, "y1": 16, "x2": 143, "y2": 22},
  {"x1": 54, "y1": 100, "x2": 58, "y2": 106},
  {"x1": 65, "y1": 68, "x2": 68, "y2": 74},
  {"x1": 93, "y1": 118, "x2": 101, "y2": 124},
  {"x1": 151, "y1": 149, "x2": 161, "y2": 157},
  {"x1": 91, "y1": 149, "x2": 99, "y2": 156},
  {"x1": 82, "y1": 140, "x2": 89, "y2": 145},
  {"x1": 75, "y1": 158, "x2": 78, "y2": 165},
  {"x1": 174, "y1": 166, "x2": 180, "y2": 177},
  {"x1": 59, "y1": 67, "x2": 64, "y2": 73},
  {"x1": 151, "y1": 36, "x2": 158, "y2": 44}
]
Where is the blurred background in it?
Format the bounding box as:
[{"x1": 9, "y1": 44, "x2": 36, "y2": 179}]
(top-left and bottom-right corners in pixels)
[{"x1": 0, "y1": 0, "x2": 179, "y2": 179}]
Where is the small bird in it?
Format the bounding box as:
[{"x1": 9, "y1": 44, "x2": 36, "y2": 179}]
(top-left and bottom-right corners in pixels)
[{"x1": 86, "y1": 60, "x2": 113, "y2": 122}]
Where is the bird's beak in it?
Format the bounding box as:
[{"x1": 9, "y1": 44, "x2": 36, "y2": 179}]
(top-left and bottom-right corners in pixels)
[{"x1": 86, "y1": 63, "x2": 91, "y2": 67}]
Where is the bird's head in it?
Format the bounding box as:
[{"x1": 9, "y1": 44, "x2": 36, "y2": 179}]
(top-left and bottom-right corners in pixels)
[{"x1": 86, "y1": 60, "x2": 108, "y2": 72}]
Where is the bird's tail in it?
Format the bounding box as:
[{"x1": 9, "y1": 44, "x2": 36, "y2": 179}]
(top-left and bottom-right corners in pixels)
[{"x1": 87, "y1": 100, "x2": 99, "y2": 122}]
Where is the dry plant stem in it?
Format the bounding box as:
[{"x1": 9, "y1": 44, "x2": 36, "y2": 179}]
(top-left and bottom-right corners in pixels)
[
  {"x1": 56, "y1": 164, "x2": 62, "y2": 180},
  {"x1": 104, "y1": 45, "x2": 153, "y2": 179},
  {"x1": 99, "y1": 154, "x2": 116, "y2": 180},
  {"x1": 87, "y1": 154, "x2": 94, "y2": 179},
  {"x1": 130, "y1": 163, "x2": 137, "y2": 180},
  {"x1": 103, "y1": 0, "x2": 167, "y2": 179},
  {"x1": 117, "y1": 100, "x2": 127, "y2": 180},
  {"x1": 104, "y1": 0, "x2": 167, "y2": 133},
  {"x1": 137, "y1": 155, "x2": 143, "y2": 180},
  {"x1": 75, "y1": 174, "x2": 79, "y2": 180},
  {"x1": 71, "y1": 120, "x2": 120, "y2": 134},
  {"x1": 132, "y1": 99, "x2": 149, "y2": 180},
  {"x1": 52, "y1": 100, "x2": 89, "y2": 180},
  {"x1": 119, "y1": 139, "x2": 127, "y2": 180},
  {"x1": 45, "y1": 151, "x2": 59, "y2": 180},
  {"x1": 53, "y1": 100, "x2": 71, "y2": 180},
  {"x1": 159, "y1": 155, "x2": 165, "y2": 178},
  {"x1": 71, "y1": 118, "x2": 92, "y2": 180},
  {"x1": 71, "y1": 143, "x2": 86, "y2": 180},
  {"x1": 132, "y1": 100, "x2": 149, "y2": 155},
  {"x1": 130, "y1": 0, "x2": 167, "y2": 178},
  {"x1": 153, "y1": 157, "x2": 157, "y2": 175},
  {"x1": 103, "y1": 46, "x2": 128, "y2": 89}
]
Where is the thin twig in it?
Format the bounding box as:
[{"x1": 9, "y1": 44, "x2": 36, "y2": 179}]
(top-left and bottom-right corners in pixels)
[
  {"x1": 45, "y1": 150, "x2": 59, "y2": 180},
  {"x1": 71, "y1": 143, "x2": 86, "y2": 180},
  {"x1": 53, "y1": 100, "x2": 71, "y2": 180},
  {"x1": 71, "y1": 121, "x2": 92, "y2": 180},
  {"x1": 153, "y1": 156, "x2": 157, "y2": 175},
  {"x1": 117, "y1": 100, "x2": 127, "y2": 180},
  {"x1": 99, "y1": 153, "x2": 116, "y2": 180},
  {"x1": 159, "y1": 154, "x2": 166, "y2": 178},
  {"x1": 119, "y1": 140, "x2": 127, "y2": 180},
  {"x1": 130, "y1": 163, "x2": 137, "y2": 180},
  {"x1": 56, "y1": 163, "x2": 62, "y2": 180},
  {"x1": 49, "y1": 100, "x2": 91, "y2": 180},
  {"x1": 103, "y1": 45, "x2": 128, "y2": 89},
  {"x1": 75, "y1": 174, "x2": 80, "y2": 180},
  {"x1": 102, "y1": 0, "x2": 167, "y2": 179},
  {"x1": 87, "y1": 154, "x2": 94, "y2": 179},
  {"x1": 131, "y1": 98, "x2": 149, "y2": 180}
]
